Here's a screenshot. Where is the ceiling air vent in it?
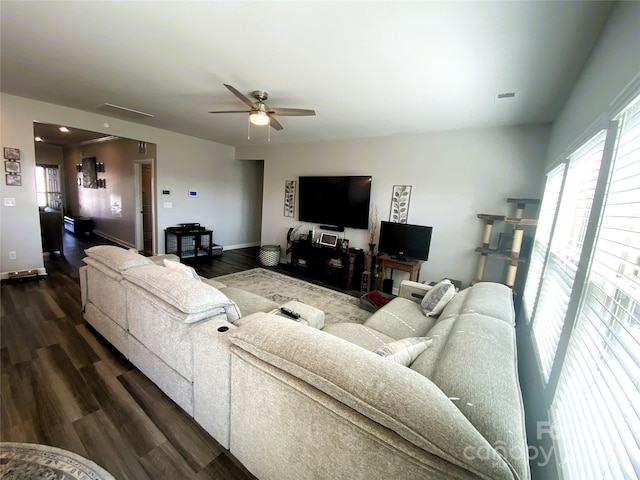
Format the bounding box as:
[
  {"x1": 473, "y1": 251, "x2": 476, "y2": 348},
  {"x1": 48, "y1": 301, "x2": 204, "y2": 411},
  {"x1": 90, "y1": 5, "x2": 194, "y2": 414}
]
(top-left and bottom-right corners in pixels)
[
  {"x1": 95, "y1": 103, "x2": 154, "y2": 119},
  {"x1": 495, "y1": 92, "x2": 517, "y2": 103}
]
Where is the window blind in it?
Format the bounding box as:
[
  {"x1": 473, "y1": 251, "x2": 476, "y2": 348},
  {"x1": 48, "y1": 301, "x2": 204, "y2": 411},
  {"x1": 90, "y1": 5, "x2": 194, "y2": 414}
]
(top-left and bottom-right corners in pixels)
[
  {"x1": 551, "y1": 97, "x2": 640, "y2": 479},
  {"x1": 532, "y1": 130, "x2": 607, "y2": 381},
  {"x1": 522, "y1": 163, "x2": 566, "y2": 321}
]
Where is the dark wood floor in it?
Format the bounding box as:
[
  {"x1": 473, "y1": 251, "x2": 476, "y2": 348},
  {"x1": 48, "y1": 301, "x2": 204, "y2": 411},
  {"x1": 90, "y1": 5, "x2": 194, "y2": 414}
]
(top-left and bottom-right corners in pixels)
[{"x1": 1, "y1": 232, "x2": 266, "y2": 479}]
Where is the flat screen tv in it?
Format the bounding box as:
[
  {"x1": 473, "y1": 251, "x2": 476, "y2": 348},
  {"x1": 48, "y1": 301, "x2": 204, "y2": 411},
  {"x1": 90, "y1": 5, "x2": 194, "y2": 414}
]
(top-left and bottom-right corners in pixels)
[
  {"x1": 298, "y1": 176, "x2": 372, "y2": 229},
  {"x1": 378, "y1": 221, "x2": 433, "y2": 261}
]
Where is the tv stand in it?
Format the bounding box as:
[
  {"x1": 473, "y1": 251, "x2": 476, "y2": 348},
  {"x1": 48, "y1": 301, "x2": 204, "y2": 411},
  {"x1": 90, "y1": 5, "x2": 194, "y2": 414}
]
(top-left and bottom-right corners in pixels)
[
  {"x1": 290, "y1": 241, "x2": 364, "y2": 290},
  {"x1": 378, "y1": 254, "x2": 423, "y2": 286}
]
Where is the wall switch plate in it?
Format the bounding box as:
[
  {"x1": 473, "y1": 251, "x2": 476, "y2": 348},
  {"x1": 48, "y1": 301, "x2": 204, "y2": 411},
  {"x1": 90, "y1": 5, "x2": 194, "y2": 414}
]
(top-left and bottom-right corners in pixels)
[
  {"x1": 4, "y1": 198, "x2": 16, "y2": 206},
  {"x1": 9, "y1": 251, "x2": 17, "y2": 260},
  {"x1": 163, "y1": 202, "x2": 173, "y2": 209}
]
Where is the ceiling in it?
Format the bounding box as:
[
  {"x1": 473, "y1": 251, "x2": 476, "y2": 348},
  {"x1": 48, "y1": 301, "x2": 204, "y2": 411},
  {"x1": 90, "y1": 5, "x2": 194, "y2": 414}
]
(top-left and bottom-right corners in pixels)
[{"x1": 1, "y1": 1, "x2": 615, "y2": 148}]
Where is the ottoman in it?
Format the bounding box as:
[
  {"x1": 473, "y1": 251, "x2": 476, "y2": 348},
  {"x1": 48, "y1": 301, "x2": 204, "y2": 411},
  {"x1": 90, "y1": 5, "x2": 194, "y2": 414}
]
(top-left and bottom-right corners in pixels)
[{"x1": 270, "y1": 300, "x2": 325, "y2": 329}]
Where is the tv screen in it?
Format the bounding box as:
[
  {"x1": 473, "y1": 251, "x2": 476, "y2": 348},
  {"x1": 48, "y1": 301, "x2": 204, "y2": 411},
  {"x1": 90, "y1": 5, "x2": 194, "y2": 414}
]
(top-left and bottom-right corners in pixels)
[
  {"x1": 298, "y1": 176, "x2": 372, "y2": 229},
  {"x1": 378, "y1": 221, "x2": 433, "y2": 261}
]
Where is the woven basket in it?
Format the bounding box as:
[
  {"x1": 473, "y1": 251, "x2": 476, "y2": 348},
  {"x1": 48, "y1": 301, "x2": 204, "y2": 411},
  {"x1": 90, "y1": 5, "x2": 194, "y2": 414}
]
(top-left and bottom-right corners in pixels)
[{"x1": 259, "y1": 245, "x2": 281, "y2": 266}]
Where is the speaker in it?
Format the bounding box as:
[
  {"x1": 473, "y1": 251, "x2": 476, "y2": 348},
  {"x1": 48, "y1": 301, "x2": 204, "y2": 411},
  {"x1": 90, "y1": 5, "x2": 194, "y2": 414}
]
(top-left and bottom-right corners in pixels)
[{"x1": 382, "y1": 278, "x2": 394, "y2": 294}]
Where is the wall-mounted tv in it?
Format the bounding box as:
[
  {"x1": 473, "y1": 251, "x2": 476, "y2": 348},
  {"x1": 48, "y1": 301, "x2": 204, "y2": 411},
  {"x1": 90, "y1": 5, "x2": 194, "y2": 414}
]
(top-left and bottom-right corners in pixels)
[
  {"x1": 298, "y1": 176, "x2": 372, "y2": 229},
  {"x1": 378, "y1": 221, "x2": 433, "y2": 261}
]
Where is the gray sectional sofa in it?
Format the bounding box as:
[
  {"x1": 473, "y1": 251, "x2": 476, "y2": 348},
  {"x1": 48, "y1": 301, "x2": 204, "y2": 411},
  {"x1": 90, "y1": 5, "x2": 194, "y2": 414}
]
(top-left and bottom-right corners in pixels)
[{"x1": 79, "y1": 245, "x2": 530, "y2": 480}]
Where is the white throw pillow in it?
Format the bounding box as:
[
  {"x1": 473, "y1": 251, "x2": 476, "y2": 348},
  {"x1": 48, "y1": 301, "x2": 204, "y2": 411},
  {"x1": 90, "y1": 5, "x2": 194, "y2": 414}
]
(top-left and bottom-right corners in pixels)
[
  {"x1": 374, "y1": 337, "x2": 433, "y2": 366},
  {"x1": 420, "y1": 279, "x2": 455, "y2": 317},
  {"x1": 163, "y1": 259, "x2": 200, "y2": 281}
]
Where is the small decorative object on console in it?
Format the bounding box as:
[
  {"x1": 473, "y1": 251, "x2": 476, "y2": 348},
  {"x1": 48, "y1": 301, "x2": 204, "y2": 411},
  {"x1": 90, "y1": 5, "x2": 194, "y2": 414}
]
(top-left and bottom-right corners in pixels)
[{"x1": 319, "y1": 232, "x2": 339, "y2": 248}]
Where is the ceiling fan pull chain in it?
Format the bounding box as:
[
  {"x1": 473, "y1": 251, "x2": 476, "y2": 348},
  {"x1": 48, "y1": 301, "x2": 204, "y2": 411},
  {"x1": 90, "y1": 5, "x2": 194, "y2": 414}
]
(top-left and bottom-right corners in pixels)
[
  {"x1": 247, "y1": 116, "x2": 251, "y2": 140},
  {"x1": 268, "y1": 123, "x2": 271, "y2": 142}
]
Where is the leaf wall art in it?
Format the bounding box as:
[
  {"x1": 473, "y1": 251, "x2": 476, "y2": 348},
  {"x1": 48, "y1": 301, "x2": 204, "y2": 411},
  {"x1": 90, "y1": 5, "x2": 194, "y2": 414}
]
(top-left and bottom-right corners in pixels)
[
  {"x1": 390, "y1": 185, "x2": 411, "y2": 223},
  {"x1": 284, "y1": 180, "x2": 296, "y2": 217}
]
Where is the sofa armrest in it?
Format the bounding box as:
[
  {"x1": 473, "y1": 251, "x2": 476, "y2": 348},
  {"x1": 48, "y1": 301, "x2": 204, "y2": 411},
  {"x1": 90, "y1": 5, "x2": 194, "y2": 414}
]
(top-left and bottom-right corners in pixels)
[{"x1": 398, "y1": 280, "x2": 432, "y2": 303}]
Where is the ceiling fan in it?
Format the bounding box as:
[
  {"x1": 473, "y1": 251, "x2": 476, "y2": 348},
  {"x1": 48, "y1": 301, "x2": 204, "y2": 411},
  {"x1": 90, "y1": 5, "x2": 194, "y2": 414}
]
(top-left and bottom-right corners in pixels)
[{"x1": 209, "y1": 84, "x2": 316, "y2": 131}]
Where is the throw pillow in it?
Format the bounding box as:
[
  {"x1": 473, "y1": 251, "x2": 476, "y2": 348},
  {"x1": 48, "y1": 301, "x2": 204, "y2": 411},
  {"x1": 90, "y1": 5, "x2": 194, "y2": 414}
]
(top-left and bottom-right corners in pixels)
[
  {"x1": 374, "y1": 337, "x2": 433, "y2": 366},
  {"x1": 420, "y1": 279, "x2": 455, "y2": 317},
  {"x1": 163, "y1": 259, "x2": 200, "y2": 281}
]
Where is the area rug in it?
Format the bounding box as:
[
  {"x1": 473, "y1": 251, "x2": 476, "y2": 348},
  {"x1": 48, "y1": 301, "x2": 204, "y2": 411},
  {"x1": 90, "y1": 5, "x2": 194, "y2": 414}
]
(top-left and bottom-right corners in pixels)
[
  {"x1": 0, "y1": 442, "x2": 115, "y2": 480},
  {"x1": 214, "y1": 268, "x2": 371, "y2": 325}
]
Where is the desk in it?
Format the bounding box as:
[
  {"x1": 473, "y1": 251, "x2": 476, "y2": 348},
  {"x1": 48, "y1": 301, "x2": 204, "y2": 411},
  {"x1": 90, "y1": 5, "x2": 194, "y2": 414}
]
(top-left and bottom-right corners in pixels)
[{"x1": 378, "y1": 254, "x2": 423, "y2": 285}]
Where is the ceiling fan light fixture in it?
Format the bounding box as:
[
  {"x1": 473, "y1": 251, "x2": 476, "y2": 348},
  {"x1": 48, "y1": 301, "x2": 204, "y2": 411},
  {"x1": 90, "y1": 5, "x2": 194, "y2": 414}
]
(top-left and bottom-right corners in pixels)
[{"x1": 249, "y1": 110, "x2": 270, "y2": 126}]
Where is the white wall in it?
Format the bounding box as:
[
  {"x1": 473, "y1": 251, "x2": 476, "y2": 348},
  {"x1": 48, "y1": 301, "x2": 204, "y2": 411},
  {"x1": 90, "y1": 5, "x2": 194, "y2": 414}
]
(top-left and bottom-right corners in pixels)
[
  {"x1": 0, "y1": 94, "x2": 262, "y2": 277},
  {"x1": 238, "y1": 125, "x2": 550, "y2": 289},
  {"x1": 545, "y1": 1, "x2": 640, "y2": 167}
]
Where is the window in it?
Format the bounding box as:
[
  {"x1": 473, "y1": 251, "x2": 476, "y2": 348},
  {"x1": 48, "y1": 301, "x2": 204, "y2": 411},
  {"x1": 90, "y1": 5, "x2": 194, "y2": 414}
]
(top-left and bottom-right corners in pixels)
[
  {"x1": 550, "y1": 96, "x2": 640, "y2": 479},
  {"x1": 522, "y1": 163, "x2": 566, "y2": 321},
  {"x1": 523, "y1": 92, "x2": 640, "y2": 478},
  {"x1": 531, "y1": 131, "x2": 607, "y2": 381}
]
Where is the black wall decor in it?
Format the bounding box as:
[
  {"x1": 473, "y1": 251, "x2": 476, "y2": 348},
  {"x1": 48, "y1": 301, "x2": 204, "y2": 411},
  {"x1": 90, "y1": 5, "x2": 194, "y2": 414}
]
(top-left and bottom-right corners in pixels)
[{"x1": 82, "y1": 157, "x2": 97, "y2": 189}]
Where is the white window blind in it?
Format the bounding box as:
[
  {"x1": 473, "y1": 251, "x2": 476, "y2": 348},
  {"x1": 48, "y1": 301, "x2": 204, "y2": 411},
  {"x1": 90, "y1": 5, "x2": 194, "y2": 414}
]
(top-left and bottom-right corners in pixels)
[
  {"x1": 522, "y1": 163, "x2": 566, "y2": 321},
  {"x1": 551, "y1": 96, "x2": 640, "y2": 479},
  {"x1": 532, "y1": 130, "x2": 607, "y2": 381}
]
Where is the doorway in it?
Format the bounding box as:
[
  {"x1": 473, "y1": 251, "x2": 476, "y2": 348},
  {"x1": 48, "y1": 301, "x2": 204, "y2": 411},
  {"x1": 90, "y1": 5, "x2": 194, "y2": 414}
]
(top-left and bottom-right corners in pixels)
[{"x1": 134, "y1": 160, "x2": 155, "y2": 255}]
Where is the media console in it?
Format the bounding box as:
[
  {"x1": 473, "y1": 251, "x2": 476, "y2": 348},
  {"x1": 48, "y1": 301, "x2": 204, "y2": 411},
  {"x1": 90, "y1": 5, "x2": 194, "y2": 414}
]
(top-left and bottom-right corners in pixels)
[{"x1": 290, "y1": 240, "x2": 364, "y2": 291}]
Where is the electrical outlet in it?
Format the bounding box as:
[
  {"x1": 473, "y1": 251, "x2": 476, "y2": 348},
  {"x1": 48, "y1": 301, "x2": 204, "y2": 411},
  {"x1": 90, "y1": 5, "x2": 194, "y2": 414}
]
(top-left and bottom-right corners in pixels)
[{"x1": 9, "y1": 251, "x2": 17, "y2": 260}]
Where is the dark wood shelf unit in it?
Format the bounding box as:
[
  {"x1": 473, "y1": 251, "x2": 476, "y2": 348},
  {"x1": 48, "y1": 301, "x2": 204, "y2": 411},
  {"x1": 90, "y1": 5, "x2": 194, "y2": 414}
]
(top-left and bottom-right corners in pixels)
[{"x1": 290, "y1": 240, "x2": 364, "y2": 290}]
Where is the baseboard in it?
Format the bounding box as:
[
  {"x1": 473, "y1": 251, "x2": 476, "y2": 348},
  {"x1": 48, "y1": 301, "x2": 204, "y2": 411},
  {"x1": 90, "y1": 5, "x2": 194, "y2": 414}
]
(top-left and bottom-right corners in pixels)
[
  {"x1": 223, "y1": 242, "x2": 261, "y2": 251},
  {"x1": 93, "y1": 230, "x2": 136, "y2": 250}
]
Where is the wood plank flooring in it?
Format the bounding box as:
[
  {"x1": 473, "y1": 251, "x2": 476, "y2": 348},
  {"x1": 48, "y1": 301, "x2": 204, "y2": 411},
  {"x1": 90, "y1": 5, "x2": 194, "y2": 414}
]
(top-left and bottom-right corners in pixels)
[{"x1": 1, "y1": 232, "x2": 259, "y2": 479}]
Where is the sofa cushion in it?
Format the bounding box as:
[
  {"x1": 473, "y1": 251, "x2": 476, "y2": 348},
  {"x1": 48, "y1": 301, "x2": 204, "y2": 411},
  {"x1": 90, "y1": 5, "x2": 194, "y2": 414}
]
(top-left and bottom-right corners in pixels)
[
  {"x1": 203, "y1": 278, "x2": 227, "y2": 289},
  {"x1": 447, "y1": 281, "x2": 515, "y2": 325},
  {"x1": 429, "y1": 314, "x2": 528, "y2": 480},
  {"x1": 322, "y1": 323, "x2": 395, "y2": 351},
  {"x1": 364, "y1": 297, "x2": 435, "y2": 340},
  {"x1": 230, "y1": 314, "x2": 518, "y2": 480},
  {"x1": 163, "y1": 259, "x2": 200, "y2": 280},
  {"x1": 220, "y1": 287, "x2": 279, "y2": 316},
  {"x1": 374, "y1": 337, "x2": 432, "y2": 366},
  {"x1": 123, "y1": 265, "x2": 241, "y2": 322},
  {"x1": 85, "y1": 245, "x2": 154, "y2": 272},
  {"x1": 420, "y1": 279, "x2": 455, "y2": 316}
]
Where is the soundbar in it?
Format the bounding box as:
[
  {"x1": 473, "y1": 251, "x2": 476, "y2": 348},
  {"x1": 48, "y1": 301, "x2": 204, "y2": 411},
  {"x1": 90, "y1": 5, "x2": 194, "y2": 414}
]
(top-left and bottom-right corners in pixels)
[{"x1": 320, "y1": 225, "x2": 345, "y2": 232}]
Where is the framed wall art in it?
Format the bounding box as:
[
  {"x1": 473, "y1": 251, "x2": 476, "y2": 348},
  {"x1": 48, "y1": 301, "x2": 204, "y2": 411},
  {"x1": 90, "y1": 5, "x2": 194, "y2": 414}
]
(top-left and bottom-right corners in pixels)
[
  {"x1": 390, "y1": 185, "x2": 412, "y2": 223},
  {"x1": 3, "y1": 147, "x2": 20, "y2": 160},
  {"x1": 6, "y1": 174, "x2": 22, "y2": 186},
  {"x1": 82, "y1": 157, "x2": 97, "y2": 189},
  {"x1": 5, "y1": 160, "x2": 20, "y2": 174},
  {"x1": 284, "y1": 180, "x2": 296, "y2": 217}
]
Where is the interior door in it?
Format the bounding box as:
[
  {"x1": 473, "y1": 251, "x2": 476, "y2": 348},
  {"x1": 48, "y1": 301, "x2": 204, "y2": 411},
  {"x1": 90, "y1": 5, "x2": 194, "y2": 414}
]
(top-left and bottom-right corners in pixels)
[{"x1": 134, "y1": 160, "x2": 155, "y2": 255}]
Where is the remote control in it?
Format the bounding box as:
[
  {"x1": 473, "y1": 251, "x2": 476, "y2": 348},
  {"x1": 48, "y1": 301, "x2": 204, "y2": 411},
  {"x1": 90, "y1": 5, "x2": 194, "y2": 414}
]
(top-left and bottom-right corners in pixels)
[{"x1": 280, "y1": 307, "x2": 301, "y2": 319}]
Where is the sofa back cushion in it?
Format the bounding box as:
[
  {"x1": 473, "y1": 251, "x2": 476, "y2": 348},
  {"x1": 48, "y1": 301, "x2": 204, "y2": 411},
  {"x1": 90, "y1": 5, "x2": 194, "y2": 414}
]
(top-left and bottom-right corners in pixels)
[
  {"x1": 443, "y1": 281, "x2": 515, "y2": 325},
  {"x1": 85, "y1": 245, "x2": 153, "y2": 272},
  {"x1": 123, "y1": 265, "x2": 240, "y2": 322}
]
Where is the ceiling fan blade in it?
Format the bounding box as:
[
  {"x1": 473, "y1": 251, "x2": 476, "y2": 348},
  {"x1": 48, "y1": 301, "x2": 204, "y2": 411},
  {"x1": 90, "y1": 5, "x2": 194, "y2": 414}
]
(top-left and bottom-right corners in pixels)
[
  {"x1": 208, "y1": 110, "x2": 251, "y2": 114},
  {"x1": 223, "y1": 84, "x2": 256, "y2": 109},
  {"x1": 269, "y1": 116, "x2": 284, "y2": 131},
  {"x1": 269, "y1": 107, "x2": 316, "y2": 117}
]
